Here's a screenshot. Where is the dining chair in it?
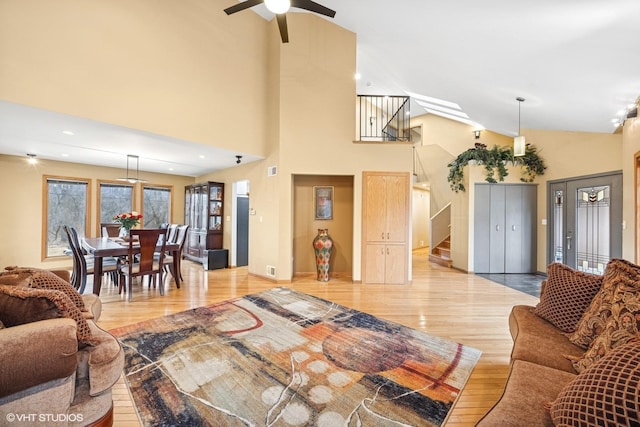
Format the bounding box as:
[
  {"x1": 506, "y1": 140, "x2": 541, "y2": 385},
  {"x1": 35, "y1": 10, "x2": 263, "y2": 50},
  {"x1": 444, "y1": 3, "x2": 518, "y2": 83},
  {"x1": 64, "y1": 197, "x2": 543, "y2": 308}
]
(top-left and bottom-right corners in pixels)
[
  {"x1": 63, "y1": 225, "x2": 118, "y2": 293},
  {"x1": 162, "y1": 224, "x2": 189, "y2": 285},
  {"x1": 166, "y1": 223, "x2": 179, "y2": 244},
  {"x1": 117, "y1": 228, "x2": 167, "y2": 301},
  {"x1": 100, "y1": 223, "x2": 121, "y2": 238}
]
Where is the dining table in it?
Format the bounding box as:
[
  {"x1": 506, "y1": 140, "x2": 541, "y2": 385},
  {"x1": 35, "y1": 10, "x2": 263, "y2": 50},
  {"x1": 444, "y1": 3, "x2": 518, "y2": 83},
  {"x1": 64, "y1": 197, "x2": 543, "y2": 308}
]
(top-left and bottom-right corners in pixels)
[{"x1": 82, "y1": 237, "x2": 181, "y2": 296}]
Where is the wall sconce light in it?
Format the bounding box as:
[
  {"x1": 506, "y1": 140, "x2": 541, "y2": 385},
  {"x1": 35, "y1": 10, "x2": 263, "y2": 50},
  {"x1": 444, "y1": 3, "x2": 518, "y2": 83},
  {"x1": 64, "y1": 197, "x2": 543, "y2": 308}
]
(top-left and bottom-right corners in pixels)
[
  {"x1": 514, "y1": 97, "x2": 526, "y2": 157},
  {"x1": 26, "y1": 153, "x2": 37, "y2": 164},
  {"x1": 473, "y1": 130, "x2": 481, "y2": 140},
  {"x1": 236, "y1": 155, "x2": 243, "y2": 164}
]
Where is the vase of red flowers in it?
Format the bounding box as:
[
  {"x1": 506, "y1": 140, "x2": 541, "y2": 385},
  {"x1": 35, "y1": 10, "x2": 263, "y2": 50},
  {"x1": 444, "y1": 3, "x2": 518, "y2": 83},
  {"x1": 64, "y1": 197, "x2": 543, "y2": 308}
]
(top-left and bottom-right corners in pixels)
[{"x1": 113, "y1": 212, "x2": 143, "y2": 238}]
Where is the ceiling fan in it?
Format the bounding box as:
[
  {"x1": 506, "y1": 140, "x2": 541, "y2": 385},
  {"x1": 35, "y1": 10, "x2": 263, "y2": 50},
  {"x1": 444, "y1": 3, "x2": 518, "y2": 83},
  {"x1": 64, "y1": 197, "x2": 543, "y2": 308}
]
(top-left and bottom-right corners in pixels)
[{"x1": 224, "y1": 0, "x2": 336, "y2": 43}]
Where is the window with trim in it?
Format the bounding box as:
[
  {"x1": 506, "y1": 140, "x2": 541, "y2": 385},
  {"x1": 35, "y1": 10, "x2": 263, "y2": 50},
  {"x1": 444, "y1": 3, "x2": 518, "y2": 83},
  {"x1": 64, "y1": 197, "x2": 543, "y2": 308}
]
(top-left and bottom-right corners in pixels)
[
  {"x1": 45, "y1": 177, "x2": 90, "y2": 258},
  {"x1": 143, "y1": 185, "x2": 172, "y2": 228},
  {"x1": 99, "y1": 182, "x2": 134, "y2": 231}
]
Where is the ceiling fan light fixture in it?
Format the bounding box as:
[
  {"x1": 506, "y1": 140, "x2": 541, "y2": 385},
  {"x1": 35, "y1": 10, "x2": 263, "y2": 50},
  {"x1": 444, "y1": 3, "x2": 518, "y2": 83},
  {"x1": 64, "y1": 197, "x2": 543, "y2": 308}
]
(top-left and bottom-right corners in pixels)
[{"x1": 264, "y1": 0, "x2": 290, "y2": 14}]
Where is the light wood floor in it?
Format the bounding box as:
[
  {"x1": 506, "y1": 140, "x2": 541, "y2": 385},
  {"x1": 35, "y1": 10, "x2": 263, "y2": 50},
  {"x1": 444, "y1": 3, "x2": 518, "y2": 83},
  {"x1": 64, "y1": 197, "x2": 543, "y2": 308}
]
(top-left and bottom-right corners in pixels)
[{"x1": 95, "y1": 250, "x2": 539, "y2": 426}]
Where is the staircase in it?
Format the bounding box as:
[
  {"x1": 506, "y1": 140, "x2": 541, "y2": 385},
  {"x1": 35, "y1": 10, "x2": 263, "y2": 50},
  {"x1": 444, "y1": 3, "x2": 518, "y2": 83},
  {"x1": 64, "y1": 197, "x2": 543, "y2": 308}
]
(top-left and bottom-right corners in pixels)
[{"x1": 429, "y1": 236, "x2": 452, "y2": 268}]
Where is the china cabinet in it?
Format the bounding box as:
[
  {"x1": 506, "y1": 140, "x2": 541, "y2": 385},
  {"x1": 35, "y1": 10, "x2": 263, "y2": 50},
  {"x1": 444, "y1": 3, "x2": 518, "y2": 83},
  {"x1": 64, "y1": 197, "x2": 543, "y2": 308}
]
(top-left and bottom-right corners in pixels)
[{"x1": 184, "y1": 181, "x2": 224, "y2": 263}]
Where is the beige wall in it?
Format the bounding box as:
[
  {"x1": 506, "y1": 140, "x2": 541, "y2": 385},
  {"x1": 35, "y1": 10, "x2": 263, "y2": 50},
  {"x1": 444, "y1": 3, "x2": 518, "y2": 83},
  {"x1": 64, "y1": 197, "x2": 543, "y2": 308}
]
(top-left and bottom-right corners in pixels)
[
  {"x1": 292, "y1": 175, "x2": 354, "y2": 276},
  {"x1": 412, "y1": 188, "x2": 430, "y2": 249},
  {"x1": 412, "y1": 114, "x2": 512, "y2": 214},
  {"x1": 0, "y1": 0, "x2": 271, "y2": 157},
  {"x1": 0, "y1": 154, "x2": 194, "y2": 269},
  {"x1": 202, "y1": 13, "x2": 412, "y2": 281}
]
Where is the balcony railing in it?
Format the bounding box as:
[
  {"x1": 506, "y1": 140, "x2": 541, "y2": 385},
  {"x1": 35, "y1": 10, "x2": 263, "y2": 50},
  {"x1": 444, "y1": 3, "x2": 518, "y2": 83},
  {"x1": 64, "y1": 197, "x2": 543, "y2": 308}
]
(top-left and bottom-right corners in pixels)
[{"x1": 356, "y1": 95, "x2": 410, "y2": 142}]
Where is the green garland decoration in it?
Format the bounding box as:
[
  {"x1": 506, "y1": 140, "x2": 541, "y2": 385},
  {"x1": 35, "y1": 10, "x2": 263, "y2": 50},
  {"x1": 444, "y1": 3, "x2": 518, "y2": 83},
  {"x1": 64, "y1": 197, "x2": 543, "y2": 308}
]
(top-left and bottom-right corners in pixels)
[{"x1": 447, "y1": 143, "x2": 546, "y2": 192}]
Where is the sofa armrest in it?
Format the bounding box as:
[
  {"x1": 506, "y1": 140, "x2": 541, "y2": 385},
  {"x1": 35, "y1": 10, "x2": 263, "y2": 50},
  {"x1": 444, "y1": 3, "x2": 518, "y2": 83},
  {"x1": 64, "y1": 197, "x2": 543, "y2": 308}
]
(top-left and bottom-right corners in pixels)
[
  {"x1": 81, "y1": 294, "x2": 102, "y2": 321},
  {"x1": 0, "y1": 318, "x2": 78, "y2": 398}
]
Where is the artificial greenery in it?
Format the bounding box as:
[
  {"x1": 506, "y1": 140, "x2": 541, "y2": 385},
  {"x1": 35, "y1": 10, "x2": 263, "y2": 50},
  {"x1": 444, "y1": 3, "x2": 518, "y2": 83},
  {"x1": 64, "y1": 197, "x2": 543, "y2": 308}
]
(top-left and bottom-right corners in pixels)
[{"x1": 447, "y1": 143, "x2": 546, "y2": 192}]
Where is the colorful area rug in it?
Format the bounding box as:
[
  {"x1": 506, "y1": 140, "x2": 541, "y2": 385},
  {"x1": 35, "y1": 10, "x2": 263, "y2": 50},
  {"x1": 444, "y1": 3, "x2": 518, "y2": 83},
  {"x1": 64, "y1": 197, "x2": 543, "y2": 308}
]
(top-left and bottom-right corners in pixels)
[{"x1": 110, "y1": 288, "x2": 481, "y2": 426}]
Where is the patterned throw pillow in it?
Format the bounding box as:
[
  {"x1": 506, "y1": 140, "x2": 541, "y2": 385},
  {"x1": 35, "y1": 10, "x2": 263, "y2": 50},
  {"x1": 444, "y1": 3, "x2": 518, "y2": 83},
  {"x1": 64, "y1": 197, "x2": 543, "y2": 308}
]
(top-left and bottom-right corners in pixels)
[
  {"x1": 534, "y1": 263, "x2": 603, "y2": 333},
  {"x1": 571, "y1": 274, "x2": 640, "y2": 372},
  {"x1": 0, "y1": 285, "x2": 94, "y2": 345},
  {"x1": 550, "y1": 339, "x2": 640, "y2": 425},
  {"x1": 568, "y1": 259, "x2": 640, "y2": 349},
  {"x1": 0, "y1": 266, "x2": 85, "y2": 311}
]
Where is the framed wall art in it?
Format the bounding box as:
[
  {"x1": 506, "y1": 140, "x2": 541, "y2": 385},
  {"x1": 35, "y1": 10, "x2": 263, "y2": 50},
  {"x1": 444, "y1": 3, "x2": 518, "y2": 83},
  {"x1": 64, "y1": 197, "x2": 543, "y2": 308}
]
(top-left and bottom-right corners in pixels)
[{"x1": 314, "y1": 186, "x2": 333, "y2": 220}]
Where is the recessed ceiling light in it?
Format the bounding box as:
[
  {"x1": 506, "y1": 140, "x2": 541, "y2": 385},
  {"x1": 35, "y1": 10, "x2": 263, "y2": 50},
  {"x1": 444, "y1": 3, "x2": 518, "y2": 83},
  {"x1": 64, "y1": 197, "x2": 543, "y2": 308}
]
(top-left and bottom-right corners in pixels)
[
  {"x1": 168, "y1": 167, "x2": 174, "y2": 171},
  {"x1": 62, "y1": 130, "x2": 74, "y2": 136},
  {"x1": 61, "y1": 153, "x2": 69, "y2": 157},
  {"x1": 354, "y1": 72, "x2": 362, "y2": 80},
  {"x1": 199, "y1": 155, "x2": 205, "y2": 159}
]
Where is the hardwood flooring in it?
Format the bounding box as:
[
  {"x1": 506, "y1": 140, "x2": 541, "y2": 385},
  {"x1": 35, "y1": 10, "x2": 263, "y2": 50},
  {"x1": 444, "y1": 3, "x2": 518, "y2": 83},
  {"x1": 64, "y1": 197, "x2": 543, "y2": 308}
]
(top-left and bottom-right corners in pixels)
[{"x1": 95, "y1": 250, "x2": 539, "y2": 426}]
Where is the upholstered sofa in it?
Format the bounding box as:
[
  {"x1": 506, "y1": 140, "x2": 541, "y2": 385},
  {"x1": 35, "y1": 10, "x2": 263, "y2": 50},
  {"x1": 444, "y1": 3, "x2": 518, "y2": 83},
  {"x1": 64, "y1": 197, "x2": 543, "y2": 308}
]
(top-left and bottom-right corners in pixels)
[
  {"x1": 0, "y1": 268, "x2": 124, "y2": 427},
  {"x1": 477, "y1": 260, "x2": 640, "y2": 426}
]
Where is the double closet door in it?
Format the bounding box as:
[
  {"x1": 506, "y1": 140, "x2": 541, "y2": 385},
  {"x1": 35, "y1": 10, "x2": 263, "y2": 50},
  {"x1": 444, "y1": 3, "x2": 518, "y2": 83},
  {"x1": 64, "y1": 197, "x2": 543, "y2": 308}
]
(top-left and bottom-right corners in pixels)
[
  {"x1": 474, "y1": 184, "x2": 537, "y2": 273},
  {"x1": 362, "y1": 172, "x2": 410, "y2": 284}
]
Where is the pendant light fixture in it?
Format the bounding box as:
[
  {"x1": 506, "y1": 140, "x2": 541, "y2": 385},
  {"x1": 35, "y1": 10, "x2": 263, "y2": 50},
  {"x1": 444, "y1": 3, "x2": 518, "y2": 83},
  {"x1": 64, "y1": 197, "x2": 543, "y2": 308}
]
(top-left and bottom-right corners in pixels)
[
  {"x1": 514, "y1": 97, "x2": 526, "y2": 157},
  {"x1": 116, "y1": 154, "x2": 147, "y2": 184}
]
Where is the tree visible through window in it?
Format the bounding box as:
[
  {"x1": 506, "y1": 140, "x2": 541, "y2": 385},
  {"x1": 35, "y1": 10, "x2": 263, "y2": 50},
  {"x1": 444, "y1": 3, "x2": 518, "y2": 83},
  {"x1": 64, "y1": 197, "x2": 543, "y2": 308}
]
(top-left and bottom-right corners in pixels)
[
  {"x1": 99, "y1": 183, "x2": 133, "y2": 226},
  {"x1": 46, "y1": 178, "x2": 89, "y2": 257},
  {"x1": 143, "y1": 186, "x2": 171, "y2": 228}
]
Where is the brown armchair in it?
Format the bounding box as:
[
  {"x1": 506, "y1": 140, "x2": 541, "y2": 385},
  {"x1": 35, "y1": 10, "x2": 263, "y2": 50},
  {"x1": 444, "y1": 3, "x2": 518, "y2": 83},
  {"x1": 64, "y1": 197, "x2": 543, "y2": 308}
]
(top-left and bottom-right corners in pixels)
[{"x1": 0, "y1": 268, "x2": 124, "y2": 427}]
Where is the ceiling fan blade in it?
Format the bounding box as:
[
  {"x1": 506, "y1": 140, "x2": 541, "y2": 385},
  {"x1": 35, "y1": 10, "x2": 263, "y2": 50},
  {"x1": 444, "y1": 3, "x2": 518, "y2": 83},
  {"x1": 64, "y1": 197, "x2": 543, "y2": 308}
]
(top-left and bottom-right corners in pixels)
[
  {"x1": 276, "y1": 14, "x2": 289, "y2": 43},
  {"x1": 291, "y1": 0, "x2": 336, "y2": 18},
  {"x1": 224, "y1": 0, "x2": 263, "y2": 15}
]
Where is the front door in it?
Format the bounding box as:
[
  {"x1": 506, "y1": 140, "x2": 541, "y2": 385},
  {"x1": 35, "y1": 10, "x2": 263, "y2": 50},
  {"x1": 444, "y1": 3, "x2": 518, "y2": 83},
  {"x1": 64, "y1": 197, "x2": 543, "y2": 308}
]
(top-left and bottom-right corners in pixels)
[{"x1": 548, "y1": 172, "x2": 622, "y2": 273}]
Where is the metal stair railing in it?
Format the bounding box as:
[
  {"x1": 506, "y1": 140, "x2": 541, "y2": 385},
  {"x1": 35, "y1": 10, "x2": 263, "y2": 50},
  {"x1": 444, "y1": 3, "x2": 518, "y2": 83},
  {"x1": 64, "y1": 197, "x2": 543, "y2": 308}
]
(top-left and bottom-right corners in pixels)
[{"x1": 356, "y1": 95, "x2": 411, "y2": 142}]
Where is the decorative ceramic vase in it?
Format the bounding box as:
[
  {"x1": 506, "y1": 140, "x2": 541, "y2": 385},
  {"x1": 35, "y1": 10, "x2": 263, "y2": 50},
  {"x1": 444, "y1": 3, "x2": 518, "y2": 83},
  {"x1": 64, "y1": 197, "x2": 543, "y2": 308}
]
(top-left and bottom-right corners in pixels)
[{"x1": 313, "y1": 228, "x2": 334, "y2": 282}]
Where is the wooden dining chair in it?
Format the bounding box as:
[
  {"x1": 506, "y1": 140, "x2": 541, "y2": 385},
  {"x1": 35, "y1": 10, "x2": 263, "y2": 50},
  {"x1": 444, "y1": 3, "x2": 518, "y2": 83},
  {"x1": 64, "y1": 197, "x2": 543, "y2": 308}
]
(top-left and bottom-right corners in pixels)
[
  {"x1": 162, "y1": 224, "x2": 189, "y2": 285},
  {"x1": 63, "y1": 225, "x2": 118, "y2": 293},
  {"x1": 117, "y1": 228, "x2": 167, "y2": 301},
  {"x1": 100, "y1": 223, "x2": 121, "y2": 238}
]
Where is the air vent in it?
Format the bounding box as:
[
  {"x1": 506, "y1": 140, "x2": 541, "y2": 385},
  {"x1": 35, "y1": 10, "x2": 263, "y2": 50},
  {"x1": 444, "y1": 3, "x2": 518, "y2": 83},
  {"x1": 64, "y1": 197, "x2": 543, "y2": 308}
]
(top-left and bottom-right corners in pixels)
[
  {"x1": 267, "y1": 166, "x2": 277, "y2": 176},
  {"x1": 266, "y1": 265, "x2": 276, "y2": 277}
]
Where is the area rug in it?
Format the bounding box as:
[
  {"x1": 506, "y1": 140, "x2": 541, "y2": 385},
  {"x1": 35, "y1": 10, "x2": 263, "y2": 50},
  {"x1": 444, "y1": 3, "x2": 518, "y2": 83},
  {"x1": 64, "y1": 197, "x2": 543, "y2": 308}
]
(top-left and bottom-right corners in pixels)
[{"x1": 110, "y1": 287, "x2": 481, "y2": 426}]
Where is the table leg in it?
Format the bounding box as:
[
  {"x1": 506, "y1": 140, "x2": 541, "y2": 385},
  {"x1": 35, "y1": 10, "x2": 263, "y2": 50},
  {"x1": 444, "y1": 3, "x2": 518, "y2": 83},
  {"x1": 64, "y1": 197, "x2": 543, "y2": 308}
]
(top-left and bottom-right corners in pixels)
[
  {"x1": 173, "y1": 249, "x2": 181, "y2": 288},
  {"x1": 94, "y1": 256, "x2": 103, "y2": 295}
]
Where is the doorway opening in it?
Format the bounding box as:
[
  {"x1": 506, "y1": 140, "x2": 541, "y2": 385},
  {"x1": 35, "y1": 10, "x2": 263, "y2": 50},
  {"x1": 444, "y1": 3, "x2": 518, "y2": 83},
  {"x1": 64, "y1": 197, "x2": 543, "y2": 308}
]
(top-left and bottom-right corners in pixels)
[{"x1": 232, "y1": 180, "x2": 249, "y2": 268}]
